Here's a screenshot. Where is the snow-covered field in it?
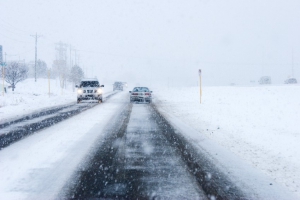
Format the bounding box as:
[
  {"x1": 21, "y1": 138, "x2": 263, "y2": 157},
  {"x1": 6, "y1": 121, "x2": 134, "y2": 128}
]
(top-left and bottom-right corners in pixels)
[
  {"x1": 0, "y1": 78, "x2": 76, "y2": 122},
  {"x1": 0, "y1": 78, "x2": 111, "y2": 122},
  {"x1": 154, "y1": 85, "x2": 300, "y2": 198},
  {"x1": 1, "y1": 78, "x2": 299, "y2": 198}
]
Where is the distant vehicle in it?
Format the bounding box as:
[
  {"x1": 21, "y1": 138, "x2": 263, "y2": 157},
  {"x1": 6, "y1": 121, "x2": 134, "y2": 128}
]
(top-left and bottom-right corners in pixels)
[
  {"x1": 259, "y1": 76, "x2": 271, "y2": 84},
  {"x1": 76, "y1": 78, "x2": 104, "y2": 103},
  {"x1": 284, "y1": 78, "x2": 297, "y2": 84},
  {"x1": 129, "y1": 87, "x2": 152, "y2": 103},
  {"x1": 113, "y1": 82, "x2": 123, "y2": 91}
]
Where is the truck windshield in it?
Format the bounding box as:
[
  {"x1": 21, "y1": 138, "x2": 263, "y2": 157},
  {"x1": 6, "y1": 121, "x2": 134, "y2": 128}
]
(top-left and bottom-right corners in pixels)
[{"x1": 80, "y1": 81, "x2": 99, "y2": 87}]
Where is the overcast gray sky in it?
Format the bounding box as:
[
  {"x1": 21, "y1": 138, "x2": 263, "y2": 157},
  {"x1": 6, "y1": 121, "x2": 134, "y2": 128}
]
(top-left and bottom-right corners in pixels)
[{"x1": 1, "y1": 0, "x2": 300, "y2": 86}]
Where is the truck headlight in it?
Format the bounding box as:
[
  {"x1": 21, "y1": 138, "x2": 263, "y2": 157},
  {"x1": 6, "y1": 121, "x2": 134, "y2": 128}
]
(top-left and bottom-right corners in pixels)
[
  {"x1": 97, "y1": 89, "x2": 102, "y2": 94},
  {"x1": 77, "y1": 89, "x2": 83, "y2": 94}
]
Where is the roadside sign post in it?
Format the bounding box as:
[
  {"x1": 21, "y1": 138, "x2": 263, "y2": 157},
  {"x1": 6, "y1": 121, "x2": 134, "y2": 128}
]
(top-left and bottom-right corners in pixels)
[
  {"x1": 199, "y1": 69, "x2": 202, "y2": 104},
  {"x1": 1, "y1": 62, "x2": 6, "y2": 96},
  {"x1": 2, "y1": 66, "x2": 4, "y2": 96},
  {"x1": 48, "y1": 69, "x2": 51, "y2": 97},
  {"x1": 61, "y1": 74, "x2": 63, "y2": 95}
]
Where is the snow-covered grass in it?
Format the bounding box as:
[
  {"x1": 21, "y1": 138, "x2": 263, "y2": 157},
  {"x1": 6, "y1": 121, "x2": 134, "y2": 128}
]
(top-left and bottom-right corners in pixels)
[
  {"x1": 1, "y1": 78, "x2": 299, "y2": 198},
  {"x1": 0, "y1": 78, "x2": 102, "y2": 122},
  {"x1": 154, "y1": 85, "x2": 300, "y2": 198}
]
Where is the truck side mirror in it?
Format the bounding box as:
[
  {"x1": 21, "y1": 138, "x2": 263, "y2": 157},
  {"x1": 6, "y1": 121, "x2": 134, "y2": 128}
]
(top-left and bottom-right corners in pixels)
[
  {"x1": 75, "y1": 85, "x2": 79, "y2": 88},
  {"x1": 129, "y1": 91, "x2": 131, "y2": 93},
  {"x1": 101, "y1": 85, "x2": 104, "y2": 87}
]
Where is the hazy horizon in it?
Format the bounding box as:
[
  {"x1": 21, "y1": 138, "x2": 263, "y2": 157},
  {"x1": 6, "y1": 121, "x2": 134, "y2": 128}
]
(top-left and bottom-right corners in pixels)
[{"x1": 1, "y1": 0, "x2": 299, "y2": 86}]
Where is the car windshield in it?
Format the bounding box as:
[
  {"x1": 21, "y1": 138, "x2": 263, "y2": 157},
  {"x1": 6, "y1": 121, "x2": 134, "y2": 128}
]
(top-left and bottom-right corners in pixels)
[
  {"x1": 133, "y1": 87, "x2": 149, "y2": 92},
  {"x1": 80, "y1": 81, "x2": 99, "y2": 87}
]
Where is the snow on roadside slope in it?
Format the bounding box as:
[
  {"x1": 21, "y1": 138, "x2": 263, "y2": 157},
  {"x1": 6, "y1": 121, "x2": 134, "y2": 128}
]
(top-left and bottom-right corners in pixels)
[
  {"x1": 0, "y1": 78, "x2": 109, "y2": 122},
  {"x1": 154, "y1": 85, "x2": 300, "y2": 198},
  {"x1": 0, "y1": 78, "x2": 74, "y2": 121},
  {"x1": 0, "y1": 92, "x2": 128, "y2": 199}
]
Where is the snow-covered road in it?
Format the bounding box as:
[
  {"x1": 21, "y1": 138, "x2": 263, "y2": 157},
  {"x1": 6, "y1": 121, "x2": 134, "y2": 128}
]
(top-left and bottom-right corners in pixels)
[
  {"x1": 65, "y1": 103, "x2": 208, "y2": 199},
  {"x1": 0, "y1": 91, "x2": 117, "y2": 149},
  {"x1": 0, "y1": 84, "x2": 299, "y2": 199},
  {"x1": 0, "y1": 91, "x2": 246, "y2": 199},
  {"x1": 0, "y1": 92, "x2": 128, "y2": 199}
]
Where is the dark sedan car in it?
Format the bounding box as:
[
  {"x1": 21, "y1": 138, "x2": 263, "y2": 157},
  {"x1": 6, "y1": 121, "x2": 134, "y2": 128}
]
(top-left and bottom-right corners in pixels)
[{"x1": 284, "y1": 78, "x2": 297, "y2": 84}]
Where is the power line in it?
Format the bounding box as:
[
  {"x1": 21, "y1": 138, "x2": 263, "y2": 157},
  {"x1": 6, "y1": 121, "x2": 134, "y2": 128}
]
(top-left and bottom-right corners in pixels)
[
  {"x1": 0, "y1": 17, "x2": 31, "y2": 34},
  {"x1": 0, "y1": 23, "x2": 30, "y2": 37},
  {"x1": 0, "y1": 32, "x2": 30, "y2": 43}
]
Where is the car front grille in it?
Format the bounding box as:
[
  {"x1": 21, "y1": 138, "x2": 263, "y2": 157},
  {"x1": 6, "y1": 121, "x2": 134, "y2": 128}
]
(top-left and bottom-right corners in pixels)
[{"x1": 83, "y1": 90, "x2": 95, "y2": 93}]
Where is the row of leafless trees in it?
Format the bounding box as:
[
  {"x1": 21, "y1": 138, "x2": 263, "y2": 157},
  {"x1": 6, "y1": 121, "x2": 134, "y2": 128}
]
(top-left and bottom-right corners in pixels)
[
  {"x1": 1, "y1": 61, "x2": 84, "y2": 91},
  {"x1": 51, "y1": 62, "x2": 84, "y2": 89}
]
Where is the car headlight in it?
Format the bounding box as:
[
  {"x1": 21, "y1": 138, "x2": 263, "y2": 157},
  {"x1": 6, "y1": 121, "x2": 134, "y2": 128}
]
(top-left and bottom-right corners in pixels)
[
  {"x1": 97, "y1": 89, "x2": 102, "y2": 94},
  {"x1": 77, "y1": 89, "x2": 83, "y2": 94}
]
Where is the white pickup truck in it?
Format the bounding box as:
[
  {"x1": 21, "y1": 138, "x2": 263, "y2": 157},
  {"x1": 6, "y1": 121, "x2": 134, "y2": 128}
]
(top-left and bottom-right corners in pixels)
[{"x1": 76, "y1": 78, "x2": 104, "y2": 103}]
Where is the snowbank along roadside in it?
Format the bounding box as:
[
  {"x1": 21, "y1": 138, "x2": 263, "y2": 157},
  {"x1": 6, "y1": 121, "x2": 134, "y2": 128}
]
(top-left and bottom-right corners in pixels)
[{"x1": 154, "y1": 85, "x2": 300, "y2": 198}]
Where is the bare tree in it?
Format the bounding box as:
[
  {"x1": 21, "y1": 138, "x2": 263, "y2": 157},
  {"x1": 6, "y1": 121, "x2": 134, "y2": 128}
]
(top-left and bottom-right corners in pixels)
[
  {"x1": 37, "y1": 59, "x2": 48, "y2": 78},
  {"x1": 2, "y1": 61, "x2": 28, "y2": 91},
  {"x1": 69, "y1": 65, "x2": 84, "y2": 91},
  {"x1": 28, "y1": 59, "x2": 48, "y2": 78},
  {"x1": 52, "y1": 41, "x2": 68, "y2": 89},
  {"x1": 52, "y1": 60, "x2": 69, "y2": 88}
]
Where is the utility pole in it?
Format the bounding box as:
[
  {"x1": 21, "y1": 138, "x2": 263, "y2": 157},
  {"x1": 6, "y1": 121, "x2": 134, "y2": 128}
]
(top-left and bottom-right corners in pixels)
[
  {"x1": 30, "y1": 33, "x2": 42, "y2": 82},
  {"x1": 55, "y1": 41, "x2": 68, "y2": 92}
]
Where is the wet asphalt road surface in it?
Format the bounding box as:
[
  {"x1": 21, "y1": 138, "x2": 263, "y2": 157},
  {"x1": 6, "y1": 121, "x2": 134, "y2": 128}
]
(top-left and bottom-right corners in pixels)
[
  {"x1": 65, "y1": 103, "x2": 207, "y2": 199},
  {"x1": 64, "y1": 102, "x2": 245, "y2": 199}
]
